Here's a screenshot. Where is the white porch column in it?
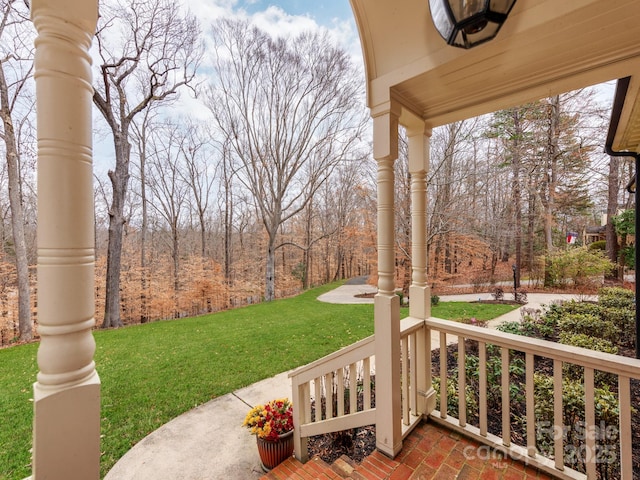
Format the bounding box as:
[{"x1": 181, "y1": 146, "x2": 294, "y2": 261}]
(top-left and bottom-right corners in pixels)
[
  {"x1": 31, "y1": 1, "x2": 100, "y2": 479},
  {"x1": 406, "y1": 124, "x2": 436, "y2": 415},
  {"x1": 407, "y1": 125, "x2": 431, "y2": 320},
  {"x1": 372, "y1": 104, "x2": 402, "y2": 457}
]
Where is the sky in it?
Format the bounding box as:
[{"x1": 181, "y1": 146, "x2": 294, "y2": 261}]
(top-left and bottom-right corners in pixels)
[
  {"x1": 188, "y1": 0, "x2": 360, "y2": 54},
  {"x1": 240, "y1": 0, "x2": 355, "y2": 26}
]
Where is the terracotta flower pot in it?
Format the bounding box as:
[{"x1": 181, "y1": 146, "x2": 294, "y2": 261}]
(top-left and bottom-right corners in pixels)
[{"x1": 256, "y1": 429, "x2": 294, "y2": 471}]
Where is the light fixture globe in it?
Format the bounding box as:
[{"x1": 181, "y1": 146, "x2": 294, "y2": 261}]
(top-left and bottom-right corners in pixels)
[{"x1": 429, "y1": 0, "x2": 518, "y2": 49}]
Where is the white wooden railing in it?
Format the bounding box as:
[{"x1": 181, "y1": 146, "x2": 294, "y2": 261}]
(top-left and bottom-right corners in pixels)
[
  {"x1": 290, "y1": 315, "x2": 640, "y2": 479},
  {"x1": 425, "y1": 316, "x2": 640, "y2": 480},
  {"x1": 398, "y1": 317, "x2": 431, "y2": 436},
  {"x1": 289, "y1": 334, "x2": 375, "y2": 462},
  {"x1": 289, "y1": 317, "x2": 429, "y2": 462}
]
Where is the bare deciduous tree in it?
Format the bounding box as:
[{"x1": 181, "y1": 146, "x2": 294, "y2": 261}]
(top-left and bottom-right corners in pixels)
[
  {"x1": 93, "y1": 0, "x2": 202, "y2": 327},
  {"x1": 130, "y1": 106, "x2": 158, "y2": 323},
  {"x1": 207, "y1": 18, "x2": 366, "y2": 301},
  {"x1": 146, "y1": 121, "x2": 188, "y2": 301},
  {"x1": 178, "y1": 120, "x2": 214, "y2": 260},
  {"x1": 0, "y1": 0, "x2": 33, "y2": 341}
]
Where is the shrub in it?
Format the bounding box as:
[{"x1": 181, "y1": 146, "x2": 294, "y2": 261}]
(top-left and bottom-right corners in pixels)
[
  {"x1": 432, "y1": 373, "x2": 478, "y2": 419},
  {"x1": 534, "y1": 374, "x2": 621, "y2": 478},
  {"x1": 431, "y1": 294, "x2": 440, "y2": 306},
  {"x1": 558, "y1": 300, "x2": 603, "y2": 317},
  {"x1": 599, "y1": 307, "x2": 635, "y2": 346},
  {"x1": 599, "y1": 286, "x2": 634, "y2": 298},
  {"x1": 496, "y1": 321, "x2": 526, "y2": 336},
  {"x1": 598, "y1": 287, "x2": 635, "y2": 310},
  {"x1": 464, "y1": 350, "x2": 525, "y2": 411},
  {"x1": 545, "y1": 247, "x2": 615, "y2": 287},
  {"x1": 491, "y1": 287, "x2": 504, "y2": 301},
  {"x1": 588, "y1": 240, "x2": 606, "y2": 251},
  {"x1": 558, "y1": 333, "x2": 618, "y2": 385},
  {"x1": 557, "y1": 313, "x2": 619, "y2": 344},
  {"x1": 620, "y1": 244, "x2": 635, "y2": 268},
  {"x1": 558, "y1": 332, "x2": 618, "y2": 354},
  {"x1": 498, "y1": 308, "x2": 557, "y2": 340}
]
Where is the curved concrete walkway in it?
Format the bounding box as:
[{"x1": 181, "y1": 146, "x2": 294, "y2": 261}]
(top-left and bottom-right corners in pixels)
[{"x1": 105, "y1": 285, "x2": 585, "y2": 480}]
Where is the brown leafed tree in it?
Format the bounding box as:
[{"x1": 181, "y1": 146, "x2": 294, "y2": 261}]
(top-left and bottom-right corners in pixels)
[
  {"x1": 0, "y1": 0, "x2": 33, "y2": 341},
  {"x1": 92, "y1": 0, "x2": 202, "y2": 327},
  {"x1": 207, "y1": 18, "x2": 366, "y2": 301}
]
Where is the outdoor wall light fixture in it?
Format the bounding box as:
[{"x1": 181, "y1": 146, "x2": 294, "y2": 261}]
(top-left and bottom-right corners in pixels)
[{"x1": 429, "y1": 0, "x2": 518, "y2": 49}]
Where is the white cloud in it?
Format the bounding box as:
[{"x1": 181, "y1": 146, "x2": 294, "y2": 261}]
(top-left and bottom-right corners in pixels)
[
  {"x1": 186, "y1": 1, "x2": 363, "y2": 65},
  {"x1": 250, "y1": 6, "x2": 318, "y2": 38}
]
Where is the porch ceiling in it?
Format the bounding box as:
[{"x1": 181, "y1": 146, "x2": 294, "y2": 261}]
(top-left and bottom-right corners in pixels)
[{"x1": 350, "y1": 0, "x2": 640, "y2": 153}]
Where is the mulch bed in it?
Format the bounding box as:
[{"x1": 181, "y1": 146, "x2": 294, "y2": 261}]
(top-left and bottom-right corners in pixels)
[
  {"x1": 308, "y1": 425, "x2": 376, "y2": 464},
  {"x1": 307, "y1": 379, "x2": 377, "y2": 464}
]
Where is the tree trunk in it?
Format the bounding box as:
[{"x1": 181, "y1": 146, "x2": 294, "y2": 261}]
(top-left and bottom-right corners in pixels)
[
  {"x1": 265, "y1": 236, "x2": 276, "y2": 301},
  {"x1": 223, "y1": 155, "x2": 233, "y2": 294},
  {"x1": 0, "y1": 65, "x2": 31, "y2": 341},
  {"x1": 543, "y1": 96, "x2": 560, "y2": 287},
  {"x1": 103, "y1": 135, "x2": 130, "y2": 328},
  {"x1": 526, "y1": 183, "x2": 536, "y2": 270},
  {"x1": 199, "y1": 211, "x2": 206, "y2": 260},
  {"x1": 512, "y1": 109, "x2": 522, "y2": 287},
  {"x1": 172, "y1": 222, "x2": 179, "y2": 316},
  {"x1": 139, "y1": 131, "x2": 149, "y2": 323},
  {"x1": 605, "y1": 155, "x2": 621, "y2": 281},
  {"x1": 302, "y1": 203, "x2": 312, "y2": 290}
]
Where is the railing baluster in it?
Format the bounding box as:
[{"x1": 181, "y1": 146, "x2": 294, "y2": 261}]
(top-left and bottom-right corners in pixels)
[
  {"x1": 402, "y1": 335, "x2": 409, "y2": 425},
  {"x1": 584, "y1": 367, "x2": 596, "y2": 479},
  {"x1": 440, "y1": 331, "x2": 447, "y2": 419},
  {"x1": 325, "y1": 372, "x2": 333, "y2": 419},
  {"x1": 303, "y1": 382, "x2": 311, "y2": 427},
  {"x1": 619, "y1": 375, "x2": 633, "y2": 479},
  {"x1": 458, "y1": 337, "x2": 466, "y2": 427},
  {"x1": 426, "y1": 325, "x2": 432, "y2": 414},
  {"x1": 526, "y1": 352, "x2": 535, "y2": 458},
  {"x1": 363, "y1": 357, "x2": 371, "y2": 410},
  {"x1": 501, "y1": 347, "x2": 510, "y2": 447},
  {"x1": 349, "y1": 363, "x2": 357, "y2": 414},
  {"x1": 553, "y1": 359, "x2": 563, "y2": 471},
  {"x1": 410, "y1": 332, "x2": 417, "y2": 417},
  {"x1": 314, "y1": 377, "x2": 322, "y2": 421},
  {"x1": 337, "y1": 368, "x2": 345, "y2": 417},
  {"x1": 479, "y1": 341, "x2": 487, "y2": 437}
]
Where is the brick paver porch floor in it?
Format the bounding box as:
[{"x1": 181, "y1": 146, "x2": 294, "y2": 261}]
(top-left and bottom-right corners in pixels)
[{"x1": 261, "y1": 420, "x2": 554, "y2": 479}]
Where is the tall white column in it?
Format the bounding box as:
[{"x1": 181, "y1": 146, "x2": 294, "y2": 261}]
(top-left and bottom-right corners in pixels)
[
  {"x1": 406, "y1": 124, "x2": 436, "y2": 415},
  {"x1": 372, "y1": 104, "x2": 402, "y2": 457},
  {"x1": 31, "y1": 1, "x2": 100, "y2": 479},
  {"x1": 407, "y1": 125, "x2": 431, "y2": 319}
]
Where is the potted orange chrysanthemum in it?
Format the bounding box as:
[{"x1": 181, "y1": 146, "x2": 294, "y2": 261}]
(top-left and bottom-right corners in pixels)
[{"x1": 242, "y1": 398, "x2": 294, "y2": 471}]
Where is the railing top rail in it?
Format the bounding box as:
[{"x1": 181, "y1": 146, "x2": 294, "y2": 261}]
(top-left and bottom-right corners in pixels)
[
  {"x1": 423, "y1": 316, "x2": 640, "y2": 379},
  {"x1": 288, "y1": 334, "x2": 374, "y2": 380},
  {"x1": 400, "y1": 316, "x2": 424, "y2": 336}
]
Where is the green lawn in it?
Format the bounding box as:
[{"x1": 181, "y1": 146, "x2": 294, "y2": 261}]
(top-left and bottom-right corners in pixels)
[
  {"x1": 430, "y1": 301, "x2": 518, "y2": 321},
  {"x1": 0, "y1": 283, "x2": 517, "y2": 479}
]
